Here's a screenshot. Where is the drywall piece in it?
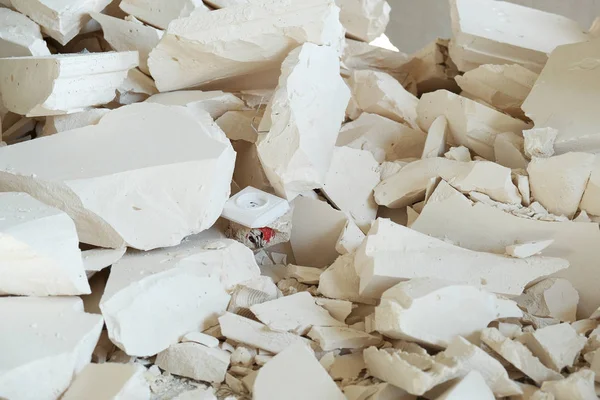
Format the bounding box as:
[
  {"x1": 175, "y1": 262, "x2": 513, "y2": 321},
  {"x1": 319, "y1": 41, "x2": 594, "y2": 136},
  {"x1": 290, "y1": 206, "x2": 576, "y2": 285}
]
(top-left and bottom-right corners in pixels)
[
  {"x1": 336, "y1": 113, "x2": 426, "y2": 163},
  {"x1": 222, "y1": 187, "x2": 289, "y2": 229},
  {"x1": 375, "y1": 278, "x2": 522, "y2": 348},
  {"x1": 363, "y1": 346, "x2": 460, "y2": 396},
  {"x1": 100, "y1": 235, "x2": 258, "y2": 356},
  {"x1": 494, "y1": 132, "x2": 528, "y2": 170},
  {"x1": 580, "y1": 157, "x2": 600, "y2": 217},
  {"x1": 120, "y1": 0, "x2": 208, "y2": 29},
  {"x1": 257, "y1": 44, "x2": 349, "y2": 201},
  {"x1": 480, "y1": 328, "x2": 563, "y2": 385},
  {"x1": 506, "y1": 240, "x2": 554, "y2": 259},
  {"x1": 347, "y1": 69, "x2": 419, "y2": 129},
  {"x1": 341, "y1": 38, "x2": 411, "y2": 84},
  {"x1": 216, "y1": 110, "x2": 261, "y2": 142},
  {"x1": 41, "y1": 109, "x2": 110, "y2": 137},
  {"x1": 0, "y1": 192, "x2": 89, "y2": 296},
  {"x1": 527, "y1": 152, "x2": 595, "y2": 218},
  {"x1": 0, "y1": 52, "x2": 138, "y2": 117},
  {"x1": 355, "y1": 218, "x2": 568, "y2": 299},
  {"x1": 0, "y1": 8, "x2": 50, "y2": 57},
  {"x1": 449, "y1": 0, "x2": 588, "y2": 72},
  {"x1": 307, "y1": 326, "x2": 381, "y2": 351},
  {"x1": 522, "y1": 38, "x2": 600, "y2": 154},
  {"x1": 523, "y1": 127, "x2": 558, "y2": 159},
  {"x1": 181, "y1": 331, "x2": 220, "y2": 348},
  {"x1": 218, "y1": 312, "x2": 310, "y2": 354},
  {"x1": 254, "y1": 343, "x2": 345, "y2": 400},
  {"x1": 0, "y1": 297, "x2": 103, "y2": 400},
  {"x1": 156, "y1": 342, "x2": 230, "y2": 383},
  {"x1": 374, "y1": 158, "x2": 521, "y2": 209},
  {"x1": 148, "y1": 0, "x2": 344, "y2": 92},
  {"x1": 318, "y1": 253, "x2": 377, "y2": 305},
  {"x1": 435, "y1": 371, "x2": 495, "y2": 400},
  {"x1": 422, "y1": 115, "x2": 448, "y2": 159},
  {"x1": 290, "y1": 196, "x2": 348, "y2": 268},
  {"x1": 322, "y1": 147, "x2": 380, "y2": 232},
  {"x1": 250, "y1": 292, "x2": 346, "y2": 335},
  {"x1": 540, "y1": 369, "x2": 596, "y2": 400},
  {"x1": 61, "y1": 363, "x2": 149, "y2": 400},
  {"x1": 82, "y1": 247, "x2": 126, "y2": 272},
  {"x1": 411, "y1": 180, "x2": 600, "y2": 318},
  {"x1": 445, "y1": 146, "x2": 471, "y2": 162},
  {"x1": 417, "y1": 90, "x2": 530, "y2": 160},
  {"x1": 336, "y1": 0, "x2": 390, "y2": 42},
  {"x1": 146, "y1": 90, "x2": 246, "y2": 120},
  {"x1": 91, "y1": 12, "x2": 163, "y2": 75},
  {"x1": 455, "y1": 64, "x2": 538, "y2": 119},
  {"x1": 335, "y1": 218, "x2": 366, "y2": 255},
  {"x1": 11, "y1": 0, "x2": 112, "y2": 45},
  {"x1": 0, "y1": 103, "x2": 235, "y2": 250},
  {"x1": 517, "y1": 323, "x2": 586, "y2": 371}
]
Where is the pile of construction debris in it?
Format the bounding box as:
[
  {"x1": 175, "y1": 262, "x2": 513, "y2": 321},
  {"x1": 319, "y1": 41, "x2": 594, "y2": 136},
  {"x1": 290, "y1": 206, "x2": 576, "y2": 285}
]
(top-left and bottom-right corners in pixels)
[{"x1": 2, "y1": 0, "x2": 600, "y2": 398}]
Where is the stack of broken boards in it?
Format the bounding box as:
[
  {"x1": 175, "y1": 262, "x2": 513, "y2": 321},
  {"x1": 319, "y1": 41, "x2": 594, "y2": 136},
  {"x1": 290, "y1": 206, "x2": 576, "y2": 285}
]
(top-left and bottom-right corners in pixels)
[{"x1": 4, "y1": 0, "x2": 600, "y2": 399}]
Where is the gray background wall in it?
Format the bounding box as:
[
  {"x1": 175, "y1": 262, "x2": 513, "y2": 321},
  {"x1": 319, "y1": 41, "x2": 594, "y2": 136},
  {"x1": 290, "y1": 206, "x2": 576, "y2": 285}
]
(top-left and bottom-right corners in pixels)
[{"x1": 386, "y1": 0, "x2": 600, "y2": 53}]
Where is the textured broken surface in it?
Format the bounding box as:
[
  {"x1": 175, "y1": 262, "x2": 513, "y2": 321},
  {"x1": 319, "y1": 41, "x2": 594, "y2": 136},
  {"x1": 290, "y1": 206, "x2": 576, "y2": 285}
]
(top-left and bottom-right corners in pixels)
[
  {"x1": 517, "y1": 323, "x2": 586, "y2": 371},
  {"x1": 156, "y1": 342, "x2": 230, "y2": 383},
  {"x1": 516, "y1": 278, "x2": 579, "y2": 323},
  {"x1": 0, "y1": 8, "x2": 50, "y2": 57}
]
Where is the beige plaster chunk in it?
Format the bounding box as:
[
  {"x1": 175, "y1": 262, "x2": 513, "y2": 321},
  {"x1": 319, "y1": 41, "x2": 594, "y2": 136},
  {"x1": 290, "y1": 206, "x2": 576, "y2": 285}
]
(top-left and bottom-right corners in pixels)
[
  {"x1": 290, "y1": 196, "x2": 348, "y2": 268},
  {"x1": 412, "y1": 180, "x2": 599, "y2": 318},
  {"x1": 322, "y1": 147, "x2": 380, "y2": 232},
  {"x1": 315, "y1": 298, "x2": 353, "y2": 323},
  {"x1": 257, "y1": 43, "x2": 349, "y2": 200},
  {"x1": 120, "y1": 0, "x2": 208, "y2": 29},
  {"x1": 217, "y1": 110, "x2": 260, "y2": 143},
  {"x1": 455, "y1": 64, "x2": 538, "y2": 119},
  {"x1": 148, "y1": 0, "x2": 344, "y2": 91},
  {"x1": 335, "y1": 218, "x2": 366, "y2": 255},
  {"x1": 355, "y1": 218, "x2": 568, "y2": 299},
  {"x1": 522, "y1": 38, "x2": 600, "y2": 154},
  {"x1": 156, "y1": 342, "x2": 230, "y2": 383},
  {"x1": 0, "y1": 192, "x2": 89, "y2": 296},
  {"x1": 541, "y1": 369, "x2": 597, "y2": 400},
  {"x1": 335, "y1": 0, "x2": 390, "y2": 42},
  {"x1": 250, "y1": 292, "x2": 346, "y2": 335},
  {"x1": 0, "y1": 8, "x2": 50, "y2": 57},
  {"x1": 146, "y1": 90, "x2": 246, "y2": 120},
  {"x1": 115, "y1": 68, "x2": 158, "y2": 105},
  {"x1": 0, "y1": 52, "x2": 138, "y2": 117},
  {"x1": 337, "y1": 113, "x2": 426, "y2": 163},
  {"x1": 41, "y1": 108, "x2": 110, "y2": 137},
  {"x1": 523, "y1": 127, "x2": 558, "y2": 159},
  {"x1": 0, "y1": 103, "x2": 235, "y2": 250},
  {"x1": 417, "y1": 90, "x2": 530, "y2": 160},
  {"x1": 449, "y1": 0, "x2": 588, "y2": 73},
  {"x1": 11, "y1": 0, "x2": 112, "y2": 45},
  {"x1": 494, "y1": 132, "x2": 528, "y2": 170},
  {"x1": 481, "y1": 328, "x2": 563, "y2": 385},
  {"x1": 375, "y1": 278, "x2": 522, "y2": 348},
  {"x1": 254, "y1": 342, "x2": 345, "y2": 400},
  {"x1": 0, "y1": 297, "x2": 103, "y2": 400},
  {"x1": 580, "y1": 156, "x2": 600, "y2": 217},
  {"x1": 285, "y1": 265, "x2": 322, "y2": 285},
  {"x1": 61, "y1": 363, "x2": 149, "y2": 400},
  {"x1": 341, "y1": 38, "x2": 411, "y2": 85},
  {"x1": 82, "y1": 247, "x2": 126, "y2": 273},
  {"x1": 527, "y1": 152, "x2": 595, "y2": 218},
  {"x1": 328, "y1": 352, "x2": 365, "y2": 380},
  {"x1": 318, "y1": 253, "x2": 377, "y2": 305},
  {"x1": 307, "y1": 326, "x2": 381, "y2": 351},
  {"x1": 435, "y1": 371, "x2": 495, "y2": 400},
  {"x1": 517, "y1": 323, "x2": 586, "y2": 371},
  {"x1": 218, "y1": 312, "x2": 309, "y2": 354},
  {"x1": 422, "y1": 115, "x2": 448, "y2": 159},
  {"x1": 506, "y1": 240, "x2": 554, "y2": 259},
  {"x1": 445, "y1": 146, "x2": 471, "y2": 162},
  {"x1": 347, "y1": 69, "x2": 419, "y2": 129},
  {"x1": 181, "y1": 331, "x2": 219, "y2": 348}
]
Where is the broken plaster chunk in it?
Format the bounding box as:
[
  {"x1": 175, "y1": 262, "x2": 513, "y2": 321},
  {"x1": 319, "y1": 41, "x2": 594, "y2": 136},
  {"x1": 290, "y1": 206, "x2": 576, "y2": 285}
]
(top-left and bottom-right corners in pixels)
[
  {"x1": 221, "y1": 186, "x2": 290, "y2": 229},
  {"x1": 119, "y1": 0, "x2": 209, "y2": 30},
  {"x1": 335, "y1": 218, "x2": 366, "y2": 255},
  {"x1": 580, "y1": 157, "x2": 600, "y2": 217},
  {"x1": 181, "y1": 331, "x2": 220, "y2": 348},
  {"x1": 455, "y1": 64, "x2": 538, "y2": 119},
  {"x1": 517, "y1": 323, "x2": 586, "y2": 371},
  {"x1": 100, "y1": 235, "x2": 259, "y2": 357},
  {"x1": 375, "y1": 278, "x2": 522, "y2": 348},
  {"x1": 540, "y1": 369, "x2": 597, "y2": 400},
  {"x1": 494, "y1": 132, "x2": 528, "y2": 170},
  {"x1": 527, "y1": 152, "x2": 595, "y2": 218},
  {"x1": 355, "y1": 218, "x2": 568, "y2": 299},
  {"x1": 61, "y1": 363, "x2": 150, "y2": 400},
  {"x1": 307, "y1": 326, "x2": 381, "y2": 351},
  {"x1": 481, "y1": 328, "x2": 563, "y2": 385},
  {"x1": 318, "y1": 253, "x2": 377, "y2": 305},
  {"x1": 315, "y1": 298, "x2": 353, "y2": 323},
  {"x1": 0, "y1": 52, "x2": 139, "y2": 117},
  {"x1": 336, "y1": 113, "x2": 426, "y2": 163},
  {"x1": 336, "y1": 0, "x2": 391, "y2": 42},
  {"x1": 257, "y1": 43, "x2": 349, "y2": 201},
  {"x1": 0, "y1": 8, "x2": 50, "y2": 57},
  {"x1": 0, "y1": 297, "x2": 103, "y2": 400},
  {"x1": 506, "y1": 240, "x2": 554, "y2": 259},
  {"x1": 347, "y1": 69, "x2": 420, "y2": 129},
  {"x1": 435, "y1": 371, "x2": 495, "y2": 400},
  {"x1": 146, "y1": 90, "x2": 246, "y2": 120},
  {"x1": 115, "y1": 68, "x2": 158, "y2": 105},
  {"x1": 445, "y1": 146, "x2": 471, "y2": 162},
  {"x1": 173, "y1": 388, "x2": 217, "y2": 400},
  {"x1": 522, "y1": 38, "x2": 600, "y2": 154},
  {"x1": 0, "y1": 103, "x2": 235, "y2": 250},
  {"x1": 422, "y1": 115, "x2": 448, "y2": 159},
  {"x1": 417, "y1": 90, "x2": 530, "y2": 160},
  {"x1": 41, "y1": 108, "x2": 110, "y2": 137},
  {"x1": 341, "y1": 38, "x2": 411, "y2": 85},
  {"x1": 11, "y1": 0, "x2": 112, "y2": 45},
  {"x1": 250, "y1": 292, "x2": 346, "y2": 335},
  {"x1": 285, "y1": 265, "x2": 323, "y2": 285},
  {"x1": 82, "y1": 247, "x2": 126, "y2": 273},
  {"x1": 148, "y1": 0, "x2": 344, "y2": 92},
  {"x1": 0, "y1": 192, "x2": 89, "y2": 296},
  {"x1": 523, "y1": 127, "x2": 558, "y2": 159},
  {"x1": 156, "y1": 342, "x2": 230, "y2": 383},
  {"x1": 254, "y1": 342, "x2": 345, "y2": 400},
  {"x1": 328, "y1": 352, "x2": 365, "y2": 381},
  {"x1": 322, "y1": 147, "x2": 380, "y2": 232},
  {"x1": 217, "y1": 110, "x2": 261, "y2": 143}
]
